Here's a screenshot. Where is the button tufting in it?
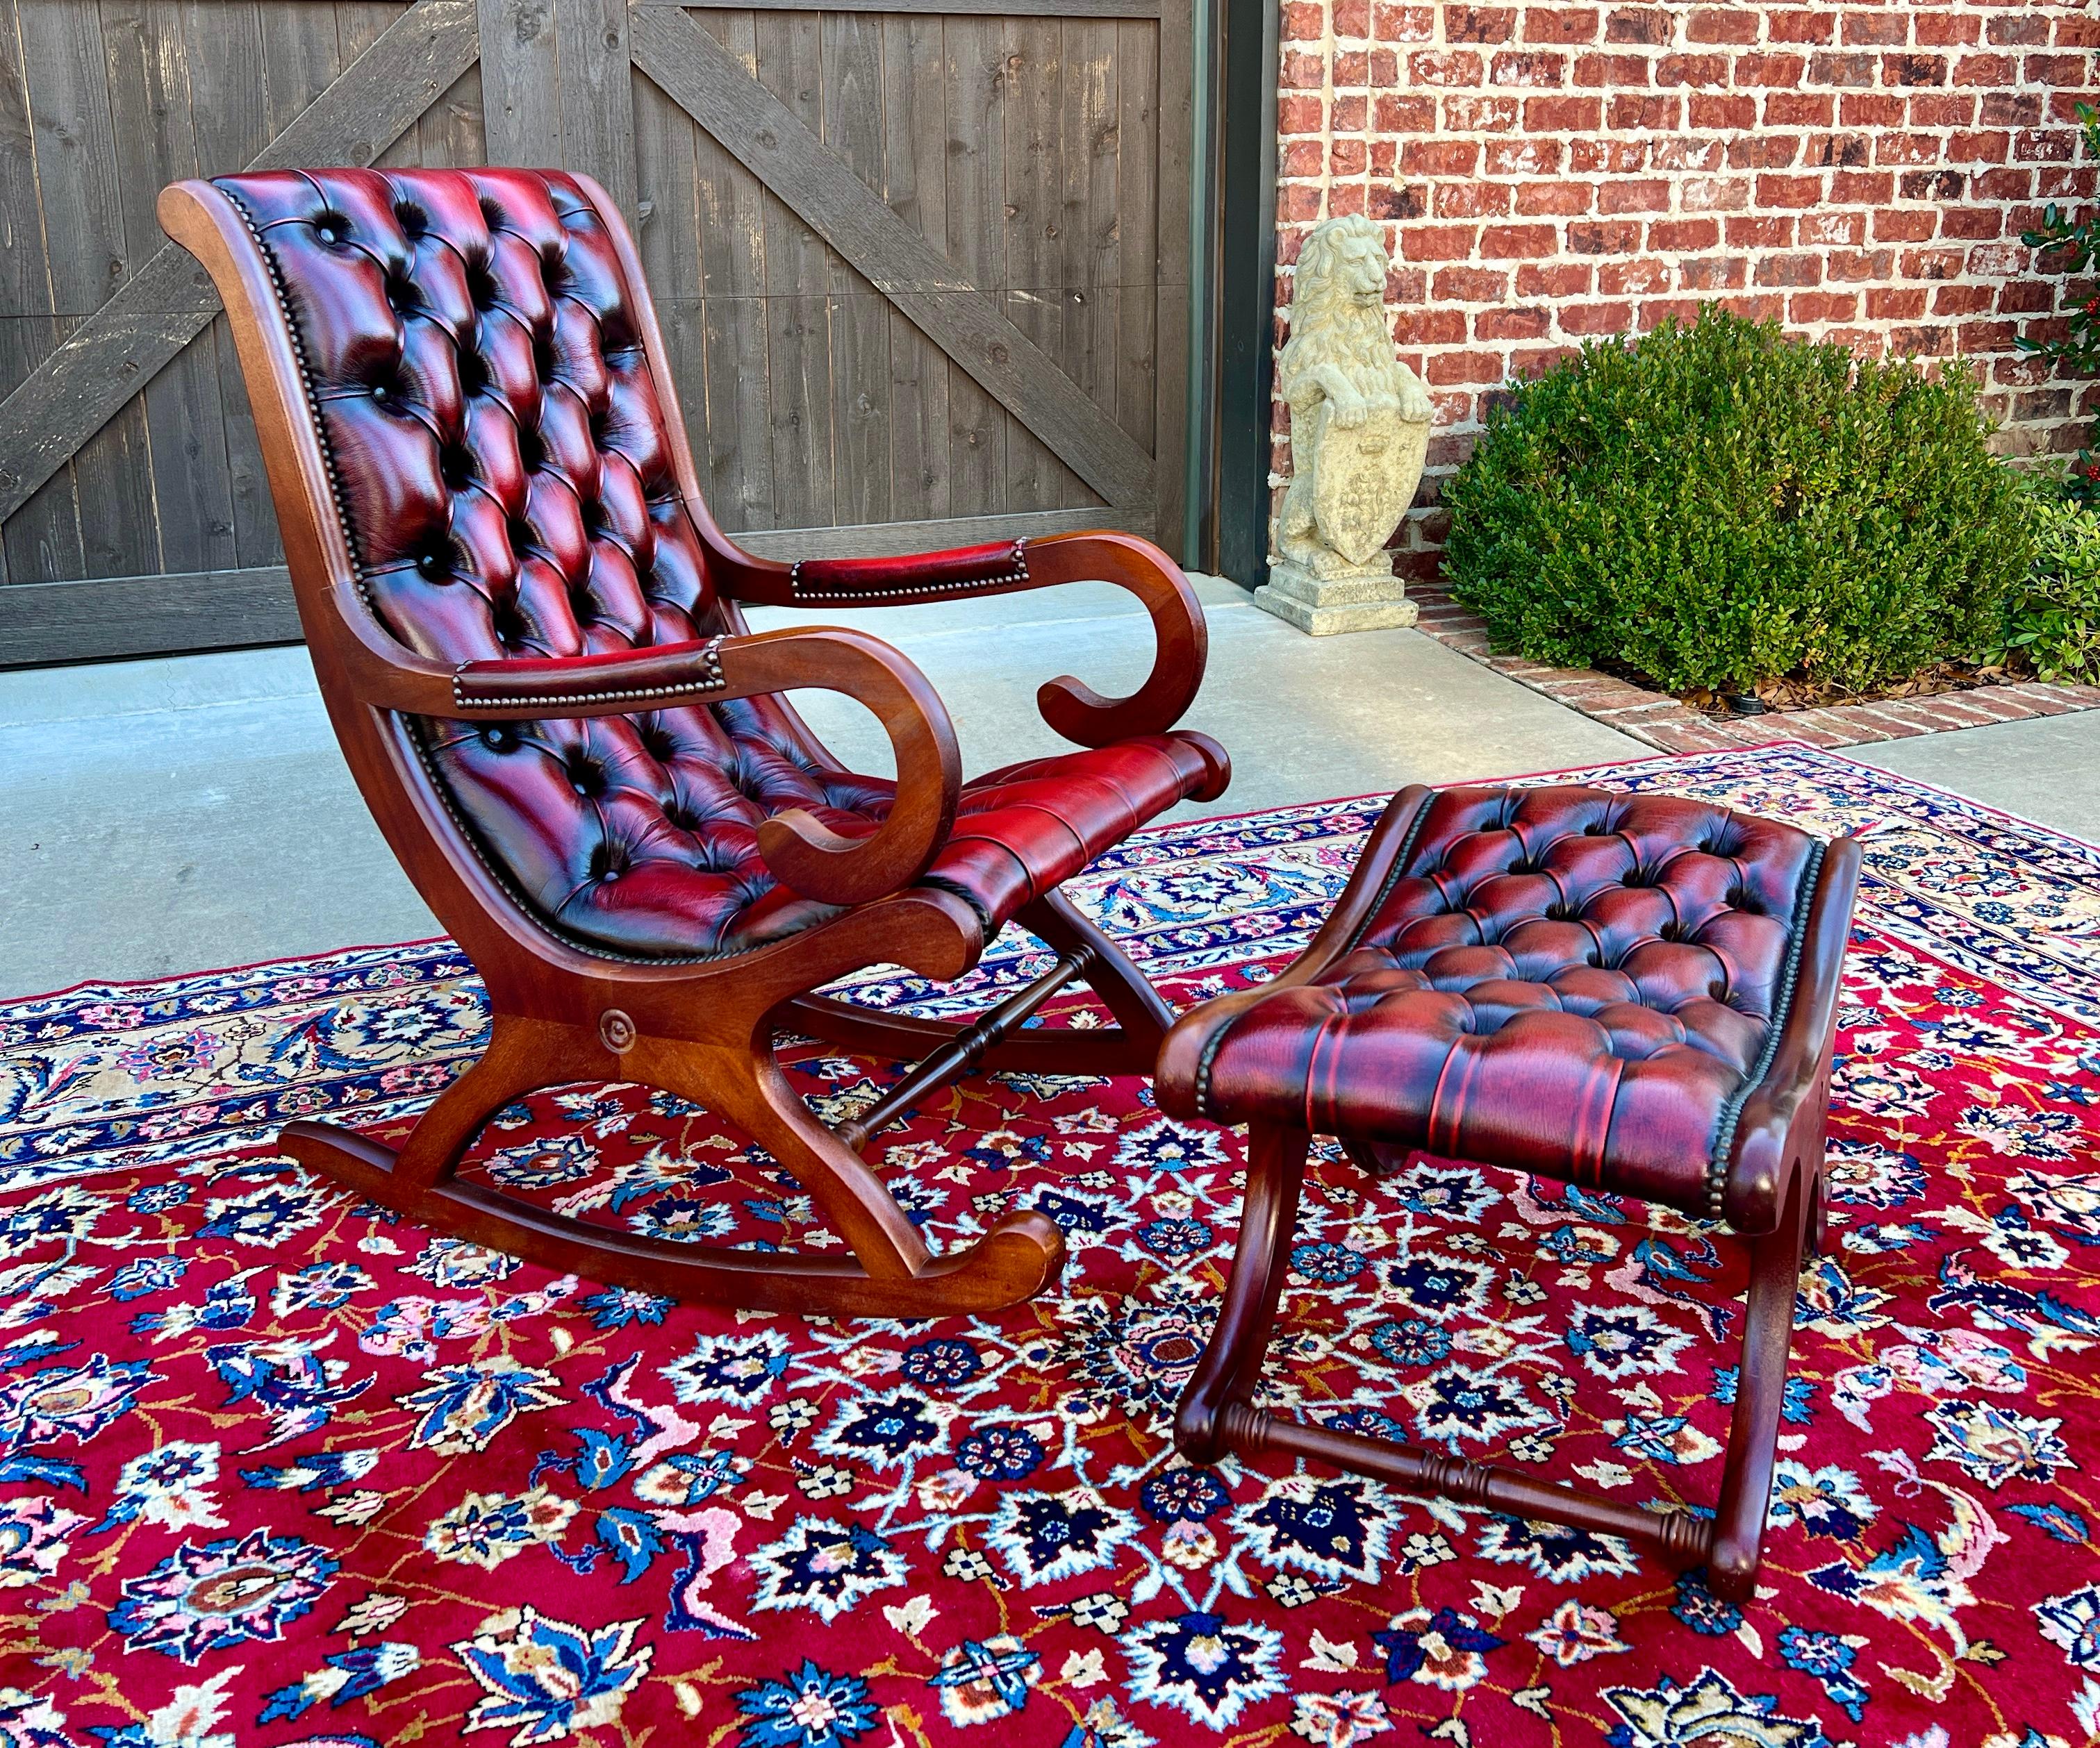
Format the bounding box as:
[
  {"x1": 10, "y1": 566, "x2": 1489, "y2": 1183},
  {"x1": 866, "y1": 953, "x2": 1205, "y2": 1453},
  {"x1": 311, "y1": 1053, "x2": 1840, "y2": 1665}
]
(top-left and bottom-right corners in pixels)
[
  {"x1": 491, "y1": 596, "x2": 529, "y2": 646},
  {"x1": 1185, "y1": 781, "x2": 1828, "y2": 1217},
  {"x1": 216, "y1": 167, "x2": 1239, "y2": 969}
]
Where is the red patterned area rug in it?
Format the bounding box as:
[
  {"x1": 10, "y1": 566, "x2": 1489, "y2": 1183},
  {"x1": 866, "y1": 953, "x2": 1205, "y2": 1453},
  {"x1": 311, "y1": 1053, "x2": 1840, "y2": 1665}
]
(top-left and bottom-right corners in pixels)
[{"x1": 4, "y1": 743, "x2": 2100, "y2": 1748}]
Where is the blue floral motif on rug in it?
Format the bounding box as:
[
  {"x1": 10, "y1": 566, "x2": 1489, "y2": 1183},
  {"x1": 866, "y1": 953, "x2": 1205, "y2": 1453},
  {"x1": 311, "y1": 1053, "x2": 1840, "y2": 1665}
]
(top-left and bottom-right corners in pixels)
[{"x1": 2, "y1": 744, "x2": 2099, "y2": 1747}]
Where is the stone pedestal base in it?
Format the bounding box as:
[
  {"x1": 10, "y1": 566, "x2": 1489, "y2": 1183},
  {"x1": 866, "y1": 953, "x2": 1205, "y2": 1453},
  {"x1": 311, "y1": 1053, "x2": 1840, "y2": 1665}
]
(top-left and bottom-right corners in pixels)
[{"x1": 1253, "y1": 563, "x2": 1418, "y2": 635}]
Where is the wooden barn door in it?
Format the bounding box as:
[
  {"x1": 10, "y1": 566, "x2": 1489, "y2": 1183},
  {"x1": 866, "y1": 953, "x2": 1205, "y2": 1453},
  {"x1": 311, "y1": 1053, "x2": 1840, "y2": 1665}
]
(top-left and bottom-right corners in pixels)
[{"x1": 0, "y1": 0, "x2": 1189, "y2": 666}]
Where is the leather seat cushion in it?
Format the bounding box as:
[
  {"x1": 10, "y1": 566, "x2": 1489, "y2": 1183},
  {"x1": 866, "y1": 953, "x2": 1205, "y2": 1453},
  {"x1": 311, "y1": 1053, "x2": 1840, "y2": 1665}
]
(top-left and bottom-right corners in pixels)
[
  {"x1": 1188, "y1": 785, "x2": 1826, "y2": 1214},
  {"x1": 428, "y1": 714, "x2": 1221, "y2": 956}
]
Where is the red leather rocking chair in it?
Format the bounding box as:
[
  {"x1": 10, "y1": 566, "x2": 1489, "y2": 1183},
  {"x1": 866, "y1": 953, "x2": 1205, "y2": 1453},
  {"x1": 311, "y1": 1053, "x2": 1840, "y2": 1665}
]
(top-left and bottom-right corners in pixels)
[{"x1": 160, "y1": 167, "x2": 1228, "y2": 1317}]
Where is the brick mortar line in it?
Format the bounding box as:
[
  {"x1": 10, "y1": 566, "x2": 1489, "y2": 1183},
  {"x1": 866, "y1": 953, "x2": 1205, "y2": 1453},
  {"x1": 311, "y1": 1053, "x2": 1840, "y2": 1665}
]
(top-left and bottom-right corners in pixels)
[
  {"x1": 1403, "y1": 582, "x2": 2100, "y2": 747},
  {"x1": 1269, "y1": 0, "x2": 2100, "y2": 533}
]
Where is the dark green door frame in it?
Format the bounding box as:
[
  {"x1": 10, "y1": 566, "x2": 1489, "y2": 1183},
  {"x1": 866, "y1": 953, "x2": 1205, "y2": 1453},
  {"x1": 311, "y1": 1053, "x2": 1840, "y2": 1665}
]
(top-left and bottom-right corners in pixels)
[{"x1": 1205, "y1": 0, "x2": 1279, "y2": 588}]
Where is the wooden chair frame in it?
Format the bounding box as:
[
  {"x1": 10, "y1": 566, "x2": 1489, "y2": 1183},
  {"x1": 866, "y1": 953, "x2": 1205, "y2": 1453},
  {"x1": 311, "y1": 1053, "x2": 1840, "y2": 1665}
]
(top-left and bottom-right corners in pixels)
[
  {"x1": 1162, "y1": 790, "x2": 1862, "y2": 1601},
  {"x1": 160, "y1": 174, "x2": 1225, "y2": 1318}
]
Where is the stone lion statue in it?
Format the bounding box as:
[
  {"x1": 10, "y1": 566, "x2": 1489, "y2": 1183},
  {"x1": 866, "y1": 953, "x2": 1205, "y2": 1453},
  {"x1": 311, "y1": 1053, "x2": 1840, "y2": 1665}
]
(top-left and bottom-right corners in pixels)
[{"x1": 1271, "y1": 215, "x2": 1435, "y2": 583}]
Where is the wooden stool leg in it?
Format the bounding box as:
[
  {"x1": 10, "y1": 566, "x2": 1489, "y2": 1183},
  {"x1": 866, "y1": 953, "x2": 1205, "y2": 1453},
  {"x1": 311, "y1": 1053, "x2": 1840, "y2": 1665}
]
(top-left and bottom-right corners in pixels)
[
  {"x1": 1176, "y1": 1124, "x2": 1310, "y2": 1463},
  {"x1": 1171, "y1": 1139, "x2": 1821, "y2": 1597},
  {"x1": 1707, "y1": 1163, "x2": 1814, "y2": 1601}
]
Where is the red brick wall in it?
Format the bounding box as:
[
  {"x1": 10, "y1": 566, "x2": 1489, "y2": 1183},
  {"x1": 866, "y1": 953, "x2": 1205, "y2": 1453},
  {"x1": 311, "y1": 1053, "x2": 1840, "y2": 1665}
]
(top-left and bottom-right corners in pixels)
[{"x1": 1271, "y1": 0, "x2": 2100, "y2": 581}]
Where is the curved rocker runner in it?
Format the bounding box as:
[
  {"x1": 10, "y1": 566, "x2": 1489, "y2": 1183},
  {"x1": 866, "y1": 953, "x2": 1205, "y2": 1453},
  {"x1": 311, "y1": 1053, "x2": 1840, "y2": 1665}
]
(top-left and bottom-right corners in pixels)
[{"x1": 160, "y1": 165, "x2": 1230, "y2": 1319}]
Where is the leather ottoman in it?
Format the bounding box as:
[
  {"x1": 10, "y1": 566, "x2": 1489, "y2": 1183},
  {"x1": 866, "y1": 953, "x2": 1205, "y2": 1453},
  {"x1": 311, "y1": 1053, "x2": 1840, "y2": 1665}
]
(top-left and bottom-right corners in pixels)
[{"x1": 1155, "y1": 781, "x2": 1862, "y2": 1601}]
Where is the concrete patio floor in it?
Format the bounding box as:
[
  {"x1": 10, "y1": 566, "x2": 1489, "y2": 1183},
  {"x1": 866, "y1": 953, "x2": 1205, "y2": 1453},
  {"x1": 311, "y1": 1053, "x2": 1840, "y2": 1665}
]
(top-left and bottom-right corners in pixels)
[
  {"x1": 4, "y1": 572, "x2": 2098, "y2": 997},
  {"x1": 1843, "y1": 709, "x2": 2100, "y2": 841}
]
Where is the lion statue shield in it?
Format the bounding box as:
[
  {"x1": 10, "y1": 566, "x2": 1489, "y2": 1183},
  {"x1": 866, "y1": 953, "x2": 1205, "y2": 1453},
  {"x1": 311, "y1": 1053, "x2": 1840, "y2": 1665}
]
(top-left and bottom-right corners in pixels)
[{"x1": 1271, "y1": 215, "x2": 1435, "y2": 579}]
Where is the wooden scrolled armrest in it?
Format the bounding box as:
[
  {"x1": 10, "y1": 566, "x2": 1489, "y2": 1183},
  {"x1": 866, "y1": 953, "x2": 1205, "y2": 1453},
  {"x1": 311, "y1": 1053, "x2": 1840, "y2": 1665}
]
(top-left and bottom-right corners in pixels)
[
  {"x1": 1023, "y1": 532, "x2": 1209, "y2": 746},
  {"x1": 714, "y1": 527, "x2": 1210, "y2": 747},
  {"x1": 357, "y1": 629, "x2": 964, "y2": 908}
]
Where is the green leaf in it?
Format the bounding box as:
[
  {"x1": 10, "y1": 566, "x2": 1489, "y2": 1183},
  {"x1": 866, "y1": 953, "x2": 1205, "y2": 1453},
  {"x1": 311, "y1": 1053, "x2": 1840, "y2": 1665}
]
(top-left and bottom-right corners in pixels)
[{"x1": 1441, "y1": 309, "x2": 2033, "y2": 697}]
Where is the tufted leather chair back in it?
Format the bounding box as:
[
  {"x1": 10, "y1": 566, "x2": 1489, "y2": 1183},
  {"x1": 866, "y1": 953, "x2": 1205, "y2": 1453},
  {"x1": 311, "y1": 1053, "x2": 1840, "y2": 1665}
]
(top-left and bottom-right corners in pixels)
[
  {"x1": 208, "y1": 168, "x2": 895, "y2": 957},
  {"x1": 221, "y1": 168, "x2": 719, "y2": 663}
]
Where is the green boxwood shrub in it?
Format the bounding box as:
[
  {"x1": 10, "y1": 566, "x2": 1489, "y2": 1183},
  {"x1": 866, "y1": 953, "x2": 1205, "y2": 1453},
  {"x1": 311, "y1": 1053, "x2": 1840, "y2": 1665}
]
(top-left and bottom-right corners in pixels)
[
  {"x1": 1993, "y1": 481, "x2": 2100, "y2": 684},
  {"x1": 1441, "y1": 310, "x2": 2033, "y2": 695}
]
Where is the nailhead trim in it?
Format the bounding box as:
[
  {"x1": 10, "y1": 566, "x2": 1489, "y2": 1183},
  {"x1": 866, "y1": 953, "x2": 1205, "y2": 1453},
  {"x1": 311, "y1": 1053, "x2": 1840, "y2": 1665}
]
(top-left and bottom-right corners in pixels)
[
  {"x1": 452, "y1": 636, "x2": 726, "y2": 712},
  {"x1": 1193, "y1": 797, "x2": 1440, "y2": 1122},
  {"x1": 788, "y1": 538, "x2": 1029, "y2": 602},
  {"x1": 222, "y1": 183, "x2": 379, "y2": 619},
  {"x1": 404, "y1": 716, "x2": 761, "y2": 967},
  {"x1": 1338, "y1": 792, "x2": 1446, "y2": 960},
  {"x1": 233, "y1": 174, "x2": 770, "y2": 971},
  {"x1": 1704, "y1": 835, "x2": 1828, "y2": 1222}
]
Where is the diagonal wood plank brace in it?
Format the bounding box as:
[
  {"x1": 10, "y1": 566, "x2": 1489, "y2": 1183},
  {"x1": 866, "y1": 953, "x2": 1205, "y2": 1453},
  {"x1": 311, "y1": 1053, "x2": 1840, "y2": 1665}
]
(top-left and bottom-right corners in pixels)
[
  {"x1": 0, "y1": 0, "x2": 480, "y2": 528},
  {"x1": 627, "y1": 3, "x2": 1157, "y2": 517}
]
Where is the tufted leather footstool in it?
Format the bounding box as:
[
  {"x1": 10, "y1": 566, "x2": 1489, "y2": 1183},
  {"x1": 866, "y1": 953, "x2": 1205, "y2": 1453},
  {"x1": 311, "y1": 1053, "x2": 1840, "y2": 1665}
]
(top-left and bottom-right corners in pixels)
[{"x1": 1156, "y1": 781, "x2": 1861, "y2": 1601}]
